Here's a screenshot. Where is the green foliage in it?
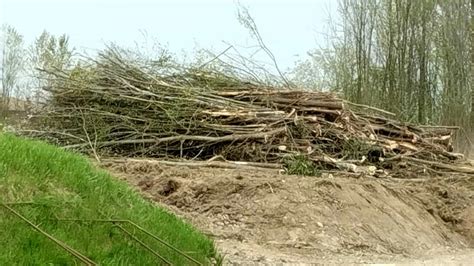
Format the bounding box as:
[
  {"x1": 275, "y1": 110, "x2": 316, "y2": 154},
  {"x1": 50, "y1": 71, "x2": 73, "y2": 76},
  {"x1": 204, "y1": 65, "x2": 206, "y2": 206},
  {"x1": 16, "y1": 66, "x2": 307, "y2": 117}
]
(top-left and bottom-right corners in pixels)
[
  {"x1": 284, "y1": 154, "x2": 321, "y2": 176},
  {"x1": 0, "y1": 134, "x2": 219, "y2": 265},
  {"x1": 1, "y1": 24, "x2": 25, "y2": 114},
  {"x1": 30, "y1": 31, "x2": 73, "y2": 73},
  {"x1": 288, "y1": 56, "x2": 323, "y2": 90},
  {"x1": 341, "y1": 139, "x2": 372, "y2": 160},
  {"x1": 27, "y1": 30, "x2": 74, "y2": 102}
]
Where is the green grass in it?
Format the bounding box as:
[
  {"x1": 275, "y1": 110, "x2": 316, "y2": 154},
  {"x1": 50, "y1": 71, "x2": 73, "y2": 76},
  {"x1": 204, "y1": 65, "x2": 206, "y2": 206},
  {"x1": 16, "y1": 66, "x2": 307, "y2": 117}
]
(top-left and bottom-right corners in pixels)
[
  {"x1": 0, "y1": 133, "x2": 220, "y2": 265},
  {"x1": 283, "y1": 154, "x2": 321, "y2": 176}
]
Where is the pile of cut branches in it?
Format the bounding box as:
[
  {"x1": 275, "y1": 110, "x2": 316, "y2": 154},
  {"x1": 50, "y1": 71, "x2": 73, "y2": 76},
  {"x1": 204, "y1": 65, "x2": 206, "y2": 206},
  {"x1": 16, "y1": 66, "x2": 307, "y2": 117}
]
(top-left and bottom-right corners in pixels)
[{"x1": 25, "y1": 48, "x2": 472, "y2": 176}]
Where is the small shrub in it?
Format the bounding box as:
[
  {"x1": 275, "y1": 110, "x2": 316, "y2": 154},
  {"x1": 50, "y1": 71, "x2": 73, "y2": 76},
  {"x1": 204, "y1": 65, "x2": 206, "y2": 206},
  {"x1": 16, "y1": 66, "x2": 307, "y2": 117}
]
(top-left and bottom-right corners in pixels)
[
  {"x1": 341, "y1": 139, "x2": 373, "y2": 160},
  {"x1": 283, "y1": 154, "x2": 321, "y2": 176}
]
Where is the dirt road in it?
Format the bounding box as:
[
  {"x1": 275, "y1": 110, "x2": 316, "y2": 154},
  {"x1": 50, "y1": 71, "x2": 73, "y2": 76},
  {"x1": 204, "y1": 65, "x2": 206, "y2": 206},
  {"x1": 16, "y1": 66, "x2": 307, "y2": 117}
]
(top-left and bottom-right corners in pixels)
[
  {"x1": 104, "y1": 159, "x2": 473, "y2": 265},
  {"x1": 389, "y1": 250, "x2": 473, "y2": 265}
]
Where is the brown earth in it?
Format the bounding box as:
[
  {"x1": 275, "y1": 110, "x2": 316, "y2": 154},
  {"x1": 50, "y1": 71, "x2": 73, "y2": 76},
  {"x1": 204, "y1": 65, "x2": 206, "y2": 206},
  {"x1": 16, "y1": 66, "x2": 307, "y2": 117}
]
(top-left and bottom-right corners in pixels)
[{"x1": 103, "y1": 159, "x2": 473, "y2": 265}]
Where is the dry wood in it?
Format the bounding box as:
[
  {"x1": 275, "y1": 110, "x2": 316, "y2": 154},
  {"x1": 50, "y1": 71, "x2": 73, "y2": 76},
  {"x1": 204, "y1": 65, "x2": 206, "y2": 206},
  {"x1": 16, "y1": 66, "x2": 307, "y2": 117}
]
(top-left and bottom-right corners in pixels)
[
  {"x1": 418, "y1": 125, "x2": 460, "y2": 130},
  {"x1": 394, "y1": 157, "x2": 474, "y2": 174},
  {"x1": 64, "y1": 127, "x2": 286, "y2": 149},
  {"x1": 267, "y1": 97, "x2": 344, "y2": 109},
  {"x1": 23, "y1": 47, "x2": 469, "y2": 176},
  {"x1": 103, "y1": 158, "x2": 282, "y2": 170},
  {"x1": 344, "y1": 101, "x2": 396, "y2": 117}
]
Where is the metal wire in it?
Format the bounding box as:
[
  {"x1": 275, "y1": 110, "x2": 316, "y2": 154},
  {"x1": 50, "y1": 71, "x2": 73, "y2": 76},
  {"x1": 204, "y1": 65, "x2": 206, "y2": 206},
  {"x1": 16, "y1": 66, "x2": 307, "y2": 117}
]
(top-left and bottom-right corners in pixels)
[
  {"x1": 2, "y1": 202, "x2": 204, "y2": 265},
  {"x1": 126, "y1": 220, "x2": 203, "y2": 266},
  {"x1": 115, "y1": 223, "x2": 172, "y2": 265},
  {"x1": 54, "y1": 218, "x2": 203, "y2": 266},
  {"x1": 1, "y1": 204, "x2": 97, "y2": 266}
]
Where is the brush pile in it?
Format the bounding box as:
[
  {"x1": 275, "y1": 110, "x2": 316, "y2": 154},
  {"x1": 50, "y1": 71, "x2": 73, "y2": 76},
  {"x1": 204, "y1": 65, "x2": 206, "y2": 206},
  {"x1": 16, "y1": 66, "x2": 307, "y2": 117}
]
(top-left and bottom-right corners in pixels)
[{"x1": 26, "y1": 48, "x2": 473, "y2": 176}]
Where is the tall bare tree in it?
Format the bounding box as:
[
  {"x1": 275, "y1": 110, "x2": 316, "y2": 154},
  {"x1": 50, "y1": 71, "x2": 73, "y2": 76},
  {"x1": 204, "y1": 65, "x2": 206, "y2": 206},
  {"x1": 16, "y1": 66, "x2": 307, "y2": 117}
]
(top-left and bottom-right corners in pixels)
[
  {"x1": 1, "y1": 25, "x2": 24, "y2": 116},
  {"x1": 28, "y1": 31, "x2": 73, "y2": 102},
  {"x1": 470, "y1": 0, "x2": 474, "y2": 135},
  {"x1": 292, "y1": 0, "x2": 472, "y2": 151}
]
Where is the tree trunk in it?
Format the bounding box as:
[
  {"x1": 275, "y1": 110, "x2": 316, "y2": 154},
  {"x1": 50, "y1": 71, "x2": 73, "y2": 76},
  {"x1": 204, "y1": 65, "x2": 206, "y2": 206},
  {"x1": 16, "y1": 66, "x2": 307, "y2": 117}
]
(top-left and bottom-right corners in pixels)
[{"x1": 470, "y1": 0, "x2": 474, "y2": 130}]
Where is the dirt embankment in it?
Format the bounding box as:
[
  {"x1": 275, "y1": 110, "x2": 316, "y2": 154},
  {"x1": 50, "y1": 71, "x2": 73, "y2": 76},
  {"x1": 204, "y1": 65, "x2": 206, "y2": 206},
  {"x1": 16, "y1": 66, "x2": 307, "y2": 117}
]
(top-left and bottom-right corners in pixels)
[{"x1": 104, "y1": 160, "x2": 473, "y2": 264}]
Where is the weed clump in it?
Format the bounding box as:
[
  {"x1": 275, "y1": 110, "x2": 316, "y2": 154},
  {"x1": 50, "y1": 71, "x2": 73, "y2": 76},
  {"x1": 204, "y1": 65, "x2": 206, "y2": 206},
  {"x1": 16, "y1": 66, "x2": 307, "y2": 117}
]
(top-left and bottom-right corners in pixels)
[{"x1": 284, "y1": 154, "x2": 322, "y2": 176}]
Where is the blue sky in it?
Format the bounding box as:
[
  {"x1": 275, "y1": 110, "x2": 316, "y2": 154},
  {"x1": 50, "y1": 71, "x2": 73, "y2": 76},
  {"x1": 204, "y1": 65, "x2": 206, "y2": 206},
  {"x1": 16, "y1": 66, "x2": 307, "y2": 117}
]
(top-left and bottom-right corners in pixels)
[{"x1": 1, "y1": 0, "x2": 337, "y2": 69}]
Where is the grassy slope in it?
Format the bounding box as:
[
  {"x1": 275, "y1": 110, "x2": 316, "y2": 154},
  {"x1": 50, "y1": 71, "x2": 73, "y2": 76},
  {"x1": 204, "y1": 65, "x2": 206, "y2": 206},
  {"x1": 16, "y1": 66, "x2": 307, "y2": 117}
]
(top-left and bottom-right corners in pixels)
[{"x1": 0, "y1": 134, "x2": 219, "y2": 265}]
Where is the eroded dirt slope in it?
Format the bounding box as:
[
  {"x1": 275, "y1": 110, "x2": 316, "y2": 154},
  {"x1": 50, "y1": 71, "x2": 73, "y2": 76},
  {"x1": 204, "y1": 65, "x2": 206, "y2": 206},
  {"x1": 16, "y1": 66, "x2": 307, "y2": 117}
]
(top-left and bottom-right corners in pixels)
[{"x1": 104, "y1": 159, "x2": 473, "y2": 264}]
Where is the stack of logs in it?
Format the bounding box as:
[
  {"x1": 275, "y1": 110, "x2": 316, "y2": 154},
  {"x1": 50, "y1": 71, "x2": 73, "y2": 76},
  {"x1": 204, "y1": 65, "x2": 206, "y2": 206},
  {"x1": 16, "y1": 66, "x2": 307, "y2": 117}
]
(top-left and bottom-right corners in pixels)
[{"x1": 24, "y1": 49, "x2": 473, "y2": 176}]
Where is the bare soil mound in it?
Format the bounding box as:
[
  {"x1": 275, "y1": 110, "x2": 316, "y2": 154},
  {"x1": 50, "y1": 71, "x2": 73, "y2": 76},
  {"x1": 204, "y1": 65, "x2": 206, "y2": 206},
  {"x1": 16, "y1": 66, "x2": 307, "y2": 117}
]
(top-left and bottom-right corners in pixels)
[{"x1": 103, "y1": 159, "x2": 473, "y2": 264}]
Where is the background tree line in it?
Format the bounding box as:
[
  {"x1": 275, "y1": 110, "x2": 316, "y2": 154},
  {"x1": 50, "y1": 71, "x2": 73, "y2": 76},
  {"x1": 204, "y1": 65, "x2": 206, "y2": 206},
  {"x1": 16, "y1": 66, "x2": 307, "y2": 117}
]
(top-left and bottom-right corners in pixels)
[
  {"x1": 291, "y1": 0, "x2": 473, "y2": 153},
  {"x1": 0, "y1": 25, "x2": 73, "y2": 118}
]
